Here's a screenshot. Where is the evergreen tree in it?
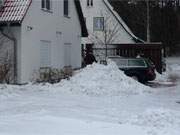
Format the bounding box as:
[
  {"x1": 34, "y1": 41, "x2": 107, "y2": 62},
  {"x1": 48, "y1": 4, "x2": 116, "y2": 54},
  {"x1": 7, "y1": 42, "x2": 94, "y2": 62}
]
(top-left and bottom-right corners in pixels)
[{"x1": 108, "y1": 0, "x2": 180, "y2": 55}]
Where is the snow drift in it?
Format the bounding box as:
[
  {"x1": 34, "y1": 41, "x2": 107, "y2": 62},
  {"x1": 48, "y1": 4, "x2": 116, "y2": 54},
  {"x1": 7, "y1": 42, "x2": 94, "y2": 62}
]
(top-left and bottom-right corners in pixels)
[
  {"x1": 0, "y1": 60, "x2": 151, "y2": 99},
  {"x1": 57, "y1": 60, "x2": 151, "y2": 96}
]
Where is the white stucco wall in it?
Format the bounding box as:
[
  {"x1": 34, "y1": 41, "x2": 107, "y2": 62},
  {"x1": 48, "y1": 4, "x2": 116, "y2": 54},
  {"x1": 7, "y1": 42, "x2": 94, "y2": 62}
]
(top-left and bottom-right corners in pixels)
[
  {"x1": 80, "y1": 0, "x2": 135, "y2": 44},
  {"x1": 19, "y1": 0, "x2": 81, "y2": 83},
  {"x1": 61, "y1": 1, "x2": 82, "y2": 69}
]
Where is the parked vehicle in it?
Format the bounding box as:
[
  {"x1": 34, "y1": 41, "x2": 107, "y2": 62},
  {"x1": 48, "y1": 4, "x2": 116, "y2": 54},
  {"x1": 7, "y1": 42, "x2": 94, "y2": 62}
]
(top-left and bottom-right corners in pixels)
[{"x1": 108, "y1": 56, "x2": 156, "y2": 83}]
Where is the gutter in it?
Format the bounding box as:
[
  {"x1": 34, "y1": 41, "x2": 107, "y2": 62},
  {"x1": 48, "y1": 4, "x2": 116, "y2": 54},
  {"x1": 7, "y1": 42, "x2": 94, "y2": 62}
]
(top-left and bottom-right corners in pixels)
[
  {"x1": 102, "y1": 0, "x2": 144, "y2": 43},
  {"x1": 0, "y1": 23, "x2": 17, "y2": 84}
]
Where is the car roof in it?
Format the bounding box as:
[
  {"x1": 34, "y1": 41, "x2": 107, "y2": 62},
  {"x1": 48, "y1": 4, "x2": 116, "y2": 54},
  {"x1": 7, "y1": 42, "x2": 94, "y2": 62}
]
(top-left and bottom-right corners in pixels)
[{"x1": 108, "y1": 56, "x2": 146, "y2": 60}]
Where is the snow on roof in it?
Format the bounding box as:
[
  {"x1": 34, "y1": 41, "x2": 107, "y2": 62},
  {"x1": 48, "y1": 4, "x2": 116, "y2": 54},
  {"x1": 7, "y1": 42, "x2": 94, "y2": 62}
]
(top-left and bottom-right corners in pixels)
[
  {"x1": 0, "y1": 0, "x2": 31, "y2": 23},
  {"x1": 103, "y1": 0, "x2": 144, "y2": 43}
]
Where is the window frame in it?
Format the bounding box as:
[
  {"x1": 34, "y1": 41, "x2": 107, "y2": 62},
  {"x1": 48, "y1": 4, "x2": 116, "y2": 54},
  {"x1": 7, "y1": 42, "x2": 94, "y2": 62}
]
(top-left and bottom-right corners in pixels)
[
  {"x1": 87, "y1": 0, "x2": 89, "y2": 6},
  {"x1": 93, "y1": 17, "x2": 104, "y2": 31},
  {"x1": 64, "y1": 0, "x2": 69, "y2": 17},
  {"x1": 87, "y1": 0, "x2": 93, "y2": 7},
  {"x1": 40, "y1": 40, "x2": 52, "y2": 68},
  {"x1": 41, "y1": 0, "x2": 52, "y2": 12},
  {"x1": 64, "y1": 43, "x2": 72, "y2": 67},
  {"x1": 90, "y1": 0, "x2": 93, "y2": 6}
]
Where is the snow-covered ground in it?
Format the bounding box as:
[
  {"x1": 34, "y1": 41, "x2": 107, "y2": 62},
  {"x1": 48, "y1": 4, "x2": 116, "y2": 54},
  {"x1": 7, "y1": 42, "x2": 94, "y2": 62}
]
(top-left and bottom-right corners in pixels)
[
  {"x1": 0, "y1": 58, "x2": 180, "y2": 135},
  {"x1": 155, "y1": 57, "x2": 180, "y2": 83}
]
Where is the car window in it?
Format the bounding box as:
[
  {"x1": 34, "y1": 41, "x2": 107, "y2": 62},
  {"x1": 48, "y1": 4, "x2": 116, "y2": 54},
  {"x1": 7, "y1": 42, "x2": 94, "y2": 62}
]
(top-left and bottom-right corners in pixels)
[
  {"x1": 128, "y1": 59, "x2": 146, "y2": 67},
  {"x1": 109, "y1": 58, "x2": 127, "y2": 67},
  {"x1": 116, "y1": 59, "x2": 128, "y2": 67}
]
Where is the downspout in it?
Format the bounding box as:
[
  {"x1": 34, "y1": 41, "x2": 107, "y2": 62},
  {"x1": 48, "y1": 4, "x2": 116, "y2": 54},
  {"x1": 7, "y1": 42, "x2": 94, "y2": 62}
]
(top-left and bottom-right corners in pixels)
[{"x1": 0, "y1": 23, "x2": 17, "y2": 84}]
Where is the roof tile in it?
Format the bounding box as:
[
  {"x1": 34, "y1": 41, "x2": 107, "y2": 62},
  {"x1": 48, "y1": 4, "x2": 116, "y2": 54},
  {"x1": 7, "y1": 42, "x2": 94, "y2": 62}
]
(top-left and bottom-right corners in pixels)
[{"x1": 0, "y1": 0, "x2": 31, "y2": 23}]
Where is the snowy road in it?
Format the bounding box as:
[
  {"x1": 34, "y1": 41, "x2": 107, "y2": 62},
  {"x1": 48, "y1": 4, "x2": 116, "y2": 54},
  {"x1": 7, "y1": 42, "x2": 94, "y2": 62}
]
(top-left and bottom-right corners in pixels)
[
  {"x1": 0, "y1": 58, "x2": 180, "y2": 135},
  {"x1": 1, "y1": 84, "x2": 180, "y2": 135}
]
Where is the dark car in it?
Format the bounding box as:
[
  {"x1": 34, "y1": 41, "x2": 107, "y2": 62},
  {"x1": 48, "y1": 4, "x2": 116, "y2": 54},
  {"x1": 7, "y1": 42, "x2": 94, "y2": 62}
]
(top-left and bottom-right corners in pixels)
[{"x1": 108, "y1": 56, "x2": 156, "y2": 83}]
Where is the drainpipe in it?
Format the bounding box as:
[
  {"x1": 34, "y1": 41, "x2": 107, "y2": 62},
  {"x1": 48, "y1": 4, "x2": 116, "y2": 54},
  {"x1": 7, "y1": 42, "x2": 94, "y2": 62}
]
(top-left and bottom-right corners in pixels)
[{"x1": 0, "y1": 23, "x2": 17, "y2": 84}]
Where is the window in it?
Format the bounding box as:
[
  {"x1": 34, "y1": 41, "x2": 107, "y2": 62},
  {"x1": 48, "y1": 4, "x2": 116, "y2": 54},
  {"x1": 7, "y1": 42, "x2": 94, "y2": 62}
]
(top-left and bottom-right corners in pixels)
[
  {"x1": 93, "y1": 17, "x2": 104, "y2": 31},
  {"x1": 128, "y1": 60, "x2": 146, "y2": 67},
  {"x1": 116, "y1": 59, "x2": 128, "y2": 67},
  {"x1": 109, "y1": 58, "x2": 128, "y2": 67},
  {"x1": 87, "y1": 0, "x2": 93, "y2": 7},
  {"x1": 41, "y1": 0, "x2": 52, "y2": 11},
  {"x1": 40, "y1": 40, "x2": 51, "y2": 67},
  {"x1": 64, "y1": 0, "x2": 69, "y2": 16},
  {"x1": 64, "y1": 43, "x2": 71, "y2": 66}
]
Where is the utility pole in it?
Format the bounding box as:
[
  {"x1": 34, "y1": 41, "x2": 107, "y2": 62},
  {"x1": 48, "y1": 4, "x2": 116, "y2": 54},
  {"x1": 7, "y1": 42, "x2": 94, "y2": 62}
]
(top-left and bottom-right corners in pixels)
[{"x1": 146, "y1": 0, "x2": 150, "y2": 43}]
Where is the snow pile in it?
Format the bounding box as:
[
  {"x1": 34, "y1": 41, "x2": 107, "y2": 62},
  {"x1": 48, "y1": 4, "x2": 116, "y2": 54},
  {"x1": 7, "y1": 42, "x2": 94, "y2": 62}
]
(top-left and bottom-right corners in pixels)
[
  {"x1": 166, "y1": 57, "x2": 180, "y2": 72},
  {"x1": 155, "y1": 71, "x2": 169, "y2": 82},
  {"x1": 0, "y1": 85, "x2": 23, "y2": 100},
  {"x1": 57, "y1": 60, "x2": 151, "y2": 96},
  {"x1": 169, "y1": 64, "x2": 180, "y2": 71},
  {"x1": 129, "y1": 108, "x2": 180, "y2": 134},
  {"x1": 166, "y1": 57, "x2": 180, "y2": 82},
  {"x1": 0, "y1": 84, "x2": 48, "y2": 100},
  {"x1": 155, "y1": 57, "x2": 180, "y2": 83},
  {"x1": 167, "y1": 66, "x2": 180, "y2": 83},
  {"x1": 1, "y1": 61, "x2": 151, "y2": 99}
]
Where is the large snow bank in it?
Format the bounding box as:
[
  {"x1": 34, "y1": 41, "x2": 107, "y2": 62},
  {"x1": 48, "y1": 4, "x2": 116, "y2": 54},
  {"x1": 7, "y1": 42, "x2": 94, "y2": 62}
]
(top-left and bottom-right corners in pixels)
[
  {"x1": 57, "y1": 60, "x2": 151, "y2": 96},
  {"x1": 0, "y1": 61, "x2": 150, "y2": 99}
]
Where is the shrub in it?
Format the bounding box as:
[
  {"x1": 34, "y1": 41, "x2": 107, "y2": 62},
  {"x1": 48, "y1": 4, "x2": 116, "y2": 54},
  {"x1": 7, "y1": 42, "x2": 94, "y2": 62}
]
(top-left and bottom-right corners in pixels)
[
  {"x1": 36, "y1": 66, "x2": 73, "y2": 83},
  {"x1": 0, "y1": 63, "x2": 11, "y2": 83}
]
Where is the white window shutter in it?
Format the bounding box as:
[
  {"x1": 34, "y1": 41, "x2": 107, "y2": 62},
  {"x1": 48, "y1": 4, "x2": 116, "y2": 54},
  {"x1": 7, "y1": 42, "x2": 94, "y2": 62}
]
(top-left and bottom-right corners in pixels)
[
  {"x1": 64, "y1": 43, "x2": 71, "y2": 66},
  {"x1": 40, "y1": 40, "x2": 51, "y2": 67}
]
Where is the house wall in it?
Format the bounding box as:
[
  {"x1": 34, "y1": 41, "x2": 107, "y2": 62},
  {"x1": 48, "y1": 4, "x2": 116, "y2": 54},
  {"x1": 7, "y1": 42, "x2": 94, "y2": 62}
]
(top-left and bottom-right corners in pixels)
[
  {"x1": 80, "y1": 0, "x2": 135, "y2": 44},
  {"x1": 20, "y1": 0, "x2": 81, "y2": 83}
]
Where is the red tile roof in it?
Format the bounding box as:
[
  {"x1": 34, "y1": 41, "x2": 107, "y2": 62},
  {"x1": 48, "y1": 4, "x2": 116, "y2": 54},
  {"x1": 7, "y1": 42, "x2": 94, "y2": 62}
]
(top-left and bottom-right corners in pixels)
[{"x1": 0, "y1": 0, "x2": 31, "y2": 23}]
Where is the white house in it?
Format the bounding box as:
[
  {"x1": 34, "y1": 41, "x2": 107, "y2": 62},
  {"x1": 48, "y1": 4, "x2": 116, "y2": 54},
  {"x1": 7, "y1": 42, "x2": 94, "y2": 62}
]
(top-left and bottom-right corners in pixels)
[
  {"x1": 0, "y1": 0, "x2": 88, "y2": 84},
  {"x1": 80, "y1": 0, "x2": 143, "y2": 45}
]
